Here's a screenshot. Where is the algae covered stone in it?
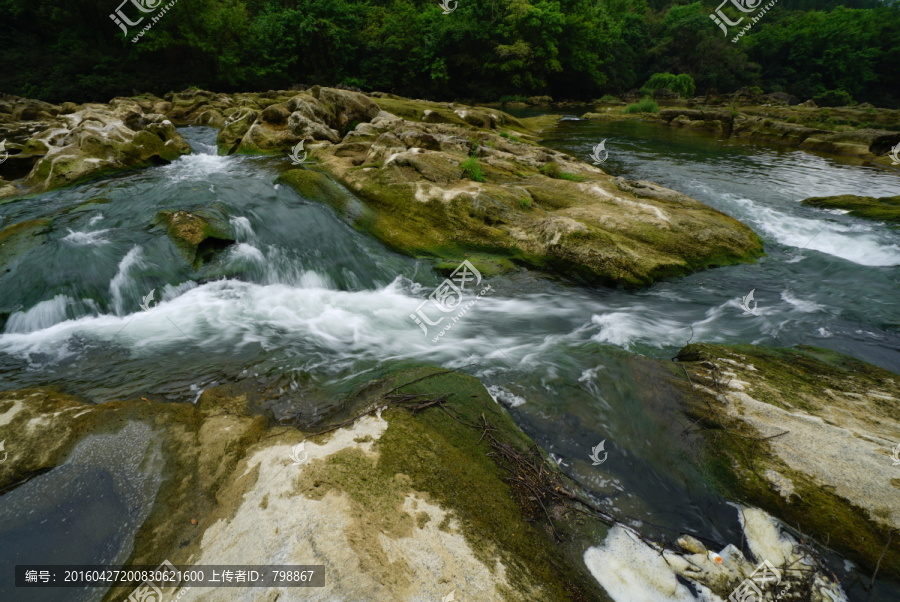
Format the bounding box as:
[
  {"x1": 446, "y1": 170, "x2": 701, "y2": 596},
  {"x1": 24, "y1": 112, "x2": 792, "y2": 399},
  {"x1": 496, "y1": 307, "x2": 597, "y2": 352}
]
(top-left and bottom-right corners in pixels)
[
  {"x1": 155, "y1": 209, "x2": 235, "y2": 267},
  {"x1": 0, "y1": 366, "x2": 609, "y2": 601},
  {"x1": 801, "y1": 194, "x2": 900, "y2": 223}
]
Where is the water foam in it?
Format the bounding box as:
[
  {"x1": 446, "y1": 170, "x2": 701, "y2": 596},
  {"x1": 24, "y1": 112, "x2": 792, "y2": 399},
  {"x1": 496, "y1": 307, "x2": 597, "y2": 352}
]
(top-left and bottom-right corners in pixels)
[
  {"x1": 736, "y1": 198, "x2": 900, "y2": 266},
  {"x1": 109, "y1": 246, "x2": 148, "y2": 316},
  {"x1": 63, "y1": 228, "x2": 111, "y2": 246}
]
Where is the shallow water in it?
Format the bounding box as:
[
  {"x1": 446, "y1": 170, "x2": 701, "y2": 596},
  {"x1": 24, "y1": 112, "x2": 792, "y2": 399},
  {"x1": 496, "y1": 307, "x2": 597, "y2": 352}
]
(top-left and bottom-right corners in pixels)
[{"x1": 0, "y1": 124, "x2": 897, "y2": 600}]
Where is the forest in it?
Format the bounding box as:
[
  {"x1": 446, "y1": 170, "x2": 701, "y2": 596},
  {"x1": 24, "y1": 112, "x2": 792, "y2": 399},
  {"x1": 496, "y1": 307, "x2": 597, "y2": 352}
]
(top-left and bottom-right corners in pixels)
[{"x1": 1, "y1": 0, "x2": 898, "y2": 107}]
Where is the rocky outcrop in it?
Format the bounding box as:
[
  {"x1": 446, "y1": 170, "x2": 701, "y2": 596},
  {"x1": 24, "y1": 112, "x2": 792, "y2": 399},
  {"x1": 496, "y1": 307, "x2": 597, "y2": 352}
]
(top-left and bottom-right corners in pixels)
[
  {"x1": 268, "y1": 93, "x2": 764, "y2": 287},
  {"x1": 584, "y1": 105, "x2": 900, "y2": 163},
  {"x1": 801, "y1": 194, "x2": 900, "y2": 223},
  {"x1": 674, "y1": 343, "x2": 900, "y2": 578},
  {"x1": 0, "y1": 368, "x2": 609, "y2": 601},
  {"x1": 0, "y1": 99, "x2": 191, "y2": 197}
]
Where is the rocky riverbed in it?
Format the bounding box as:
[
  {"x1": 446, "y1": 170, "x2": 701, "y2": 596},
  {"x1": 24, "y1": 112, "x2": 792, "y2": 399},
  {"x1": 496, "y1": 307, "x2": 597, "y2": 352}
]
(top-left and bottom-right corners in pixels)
[{"x1": 0, "y1": 87, "x2": 897, "y2": 601}]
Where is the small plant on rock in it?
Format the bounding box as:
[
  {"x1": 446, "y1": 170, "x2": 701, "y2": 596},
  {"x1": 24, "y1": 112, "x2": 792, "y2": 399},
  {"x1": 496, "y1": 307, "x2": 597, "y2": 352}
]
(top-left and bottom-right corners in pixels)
[{"x1": 461, "y1": 157, "x2": 485, "y2": 182}]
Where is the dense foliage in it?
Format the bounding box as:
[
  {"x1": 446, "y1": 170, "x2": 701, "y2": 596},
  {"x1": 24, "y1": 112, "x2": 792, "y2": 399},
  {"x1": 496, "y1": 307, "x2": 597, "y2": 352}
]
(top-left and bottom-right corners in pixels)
[{"x1": 1, "y1": 0, "x2": 898, "y2": 106}]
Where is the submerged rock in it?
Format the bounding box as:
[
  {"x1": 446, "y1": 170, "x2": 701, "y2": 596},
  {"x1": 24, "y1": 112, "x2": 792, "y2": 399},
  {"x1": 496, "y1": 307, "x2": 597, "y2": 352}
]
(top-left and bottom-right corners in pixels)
[
  {"x1": 0, "y1": 218, "x2": 51, "y2": 273},
  {"x1": 674, "y1": 343, "x2": 900, "y2": 578},
  {"x1": 801, "y1": 194, "x2": 900, "y2": 223}
]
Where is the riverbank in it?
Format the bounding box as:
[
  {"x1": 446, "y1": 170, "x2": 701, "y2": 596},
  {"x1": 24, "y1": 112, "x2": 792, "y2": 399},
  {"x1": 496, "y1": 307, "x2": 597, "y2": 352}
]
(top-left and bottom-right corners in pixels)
[{"x1": 580, "y1": 100, "x2": 900, "y2": 166}]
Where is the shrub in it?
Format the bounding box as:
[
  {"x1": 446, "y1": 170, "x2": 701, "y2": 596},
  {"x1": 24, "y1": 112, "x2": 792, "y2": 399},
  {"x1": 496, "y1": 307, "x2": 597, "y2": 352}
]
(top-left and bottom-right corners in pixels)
[
  {"x1": 639, "y1": 73, "x2": 696, "y2": 98},
  {"x1": 519, "y1": 198, "x2": 532, "y2": 209},
  {"x1": 499, "y1": 95, "x2": 529, "y2": 104},
  {"x1": 748, "y1": 86, "x2": 764, "y2": 96},
  {"x1": 813, "y1": 89, "x2": 855, "y2": 107},
  {"x1": 599, "y1": 94, "x2": 618, "y2": 102},
  {"x1": 460, "y1": 157, "x2": 485, "y2": 182},
  {"x1": 499, "y1": 131, "x2": 522, "y2": 143},
  {"x1": 623, "y1": 97, "x2": 660, "y2": 113}
]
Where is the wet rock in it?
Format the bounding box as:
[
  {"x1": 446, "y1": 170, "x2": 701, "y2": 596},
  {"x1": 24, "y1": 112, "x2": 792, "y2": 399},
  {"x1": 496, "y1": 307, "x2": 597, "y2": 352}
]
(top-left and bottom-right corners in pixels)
[
  {"x1": 10, "y1": 103, "x2": 191, "y2": 193},
  {"x1": 155, "y1": 209, "x2": 235, "y2": 267},
  {"x1": 0, "y1": 368, "x2": 609, "y2": 601},
  {"x1": 764, "y1": 92, "x2": 799, "y2": 106},
  {"x1": 801, "y1": 194, "x2": 900, "y2": 223},
  {"x1": 278, "y1": 102, "x2": 764, "y2": 287},
  {"x1": 799, "y1": 128, "x2": 900, "y2": 157},
  {"x1": 676, "y1": 343, "x2": 900, "y2": 578}
]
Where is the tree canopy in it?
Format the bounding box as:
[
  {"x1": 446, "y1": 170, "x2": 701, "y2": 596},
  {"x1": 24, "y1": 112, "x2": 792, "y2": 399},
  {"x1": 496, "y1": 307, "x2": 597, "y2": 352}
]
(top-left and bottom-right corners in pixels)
[{"x1": 0, "y1": 0, "x2": 897, "y2": 106}]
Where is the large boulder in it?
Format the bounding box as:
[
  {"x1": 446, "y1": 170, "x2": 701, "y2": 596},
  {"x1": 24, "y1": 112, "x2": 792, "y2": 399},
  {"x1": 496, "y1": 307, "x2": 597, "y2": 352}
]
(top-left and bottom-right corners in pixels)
[{"x1": 282, "y1": 109, "x2": 763, "y2": 287}]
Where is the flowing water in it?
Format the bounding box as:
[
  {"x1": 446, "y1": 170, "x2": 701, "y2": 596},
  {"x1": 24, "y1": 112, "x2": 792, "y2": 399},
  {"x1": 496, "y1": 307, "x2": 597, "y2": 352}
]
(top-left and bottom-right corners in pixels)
[{"x1": 0, "y1": 123, "x2": 898, "y2": 600}]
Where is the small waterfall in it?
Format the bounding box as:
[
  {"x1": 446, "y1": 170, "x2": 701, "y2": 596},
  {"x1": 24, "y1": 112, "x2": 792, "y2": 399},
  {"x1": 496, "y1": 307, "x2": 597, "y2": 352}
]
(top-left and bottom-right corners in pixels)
[
  {"x1": 4, "y1": 295, "x2": 72, "y2": 334},
  {"x1": 109, "y1": 246, "x2": 147, "y2": 316}
]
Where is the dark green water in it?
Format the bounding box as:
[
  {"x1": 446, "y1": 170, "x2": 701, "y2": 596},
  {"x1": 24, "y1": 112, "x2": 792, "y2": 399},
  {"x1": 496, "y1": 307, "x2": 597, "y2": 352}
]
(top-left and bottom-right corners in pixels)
[{"x1": 0, "y1": 124, "x2": 897, "y2": 600}]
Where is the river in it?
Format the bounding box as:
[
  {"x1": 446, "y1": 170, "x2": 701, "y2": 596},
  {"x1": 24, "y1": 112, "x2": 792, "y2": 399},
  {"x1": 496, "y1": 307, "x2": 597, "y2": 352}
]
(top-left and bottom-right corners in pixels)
[{"x1": 0, "y1": 120, "x2": 897, "y2": 600}]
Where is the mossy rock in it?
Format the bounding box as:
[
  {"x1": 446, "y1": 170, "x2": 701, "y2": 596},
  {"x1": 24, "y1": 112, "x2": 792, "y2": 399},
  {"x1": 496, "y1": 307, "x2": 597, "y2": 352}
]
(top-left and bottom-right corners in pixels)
[
  {"x1": 0, "y1": 367, "x2": 609, "y2": 601},
  {"x1": 155, "y1": 209, "x2": 235, "y2": 267},
  {"x1": 801, "y1": 194, "x2": 900, "y2": 223},
  {"x1": 277, "y1": 168, "x2": 375, "y2": 229},
  {"x1": 673, "y1": 343, "x2": 900, "y2": 578}
]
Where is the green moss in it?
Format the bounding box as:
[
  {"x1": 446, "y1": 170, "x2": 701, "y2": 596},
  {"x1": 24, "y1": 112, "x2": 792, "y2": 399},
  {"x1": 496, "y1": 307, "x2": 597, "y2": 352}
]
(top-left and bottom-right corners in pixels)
[
  {"x1": 538, "y1": 162, "x2": 561, "y2": 178},
  {"x1": 315, "y1": 366, "x2": 606, "y2": 600},
  {"x1": 557, "y1": 172, "x2": 587, "y2": 182},
  {"x1": 801, "y1": 194, "x2": 900, "y2": 223}
]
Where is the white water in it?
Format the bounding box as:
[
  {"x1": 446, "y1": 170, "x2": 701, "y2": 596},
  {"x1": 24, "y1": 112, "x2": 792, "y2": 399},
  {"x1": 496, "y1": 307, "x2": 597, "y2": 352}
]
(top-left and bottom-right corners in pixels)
[{"x1": 63, "y1": 228, "x2": 111, "y2": 246}]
